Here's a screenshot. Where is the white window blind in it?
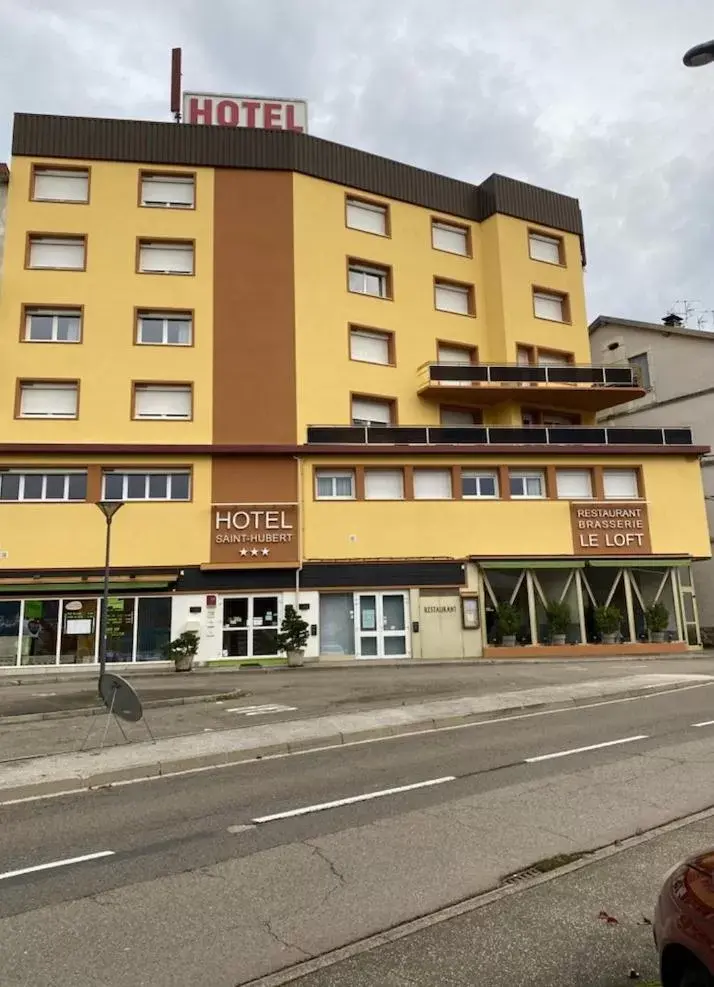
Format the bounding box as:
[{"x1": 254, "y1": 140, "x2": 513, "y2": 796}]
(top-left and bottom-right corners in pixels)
[
  {"x1": 33, "y1": 169, "x2": 89, "y2": 202},
  {"x1": 432, "y1": 222, "x2": 468, "y2": 255},
  {"x1": 440, "y1": 408, "x2": 478, "y2": 425},
  {"x1": 538, "y1": 351, "x2": 570, "y2": 367},
  {"x1": 533, "y1": 292, "x2": 565, "y2": 322},
  {"x1": 139, "y1": 242, "x2": 194, "y2": 274},
  {"x1": 346, "y1": 199, "x2": 387, "y2": 235},
  {"x1": 437, "y1": 343, "x2": 472, "y2": 363},
  {"x1": 19, "y1": 383, "x2": 78, "y2": 418},
  {"x1": 462, "y1": 471, "x2": 498, "y2": 498},
  {"x1": 413, "y1": 469, "x2": 452, "y2": 499},
  {"x1": 435, "y1": 282, "x2": 470, "y2": 315},
  {"x1": 529, "y1": 233, "x2": 561, "y2": 264},
  {"x1": 28, "y1": 237, "x2": 85, "y2": 269},
  {"x1": 603, "y1": 469, "x2": 639, "y2": 499},
  {"x1": 350, "y1": 329, "x2": 390, "y2": 364},
  {"x1": 134, "y1": 385, "x2": 192, "y2": 420},
  {"x1": 556, "y1": 470, "x2": 592, "y2": 499},
  {"x1": 351, "y1": 397, "x2": 392, "y2": 425},
  {"x1": 364, "y1": 469, "x2": 404, "y2": 499},
  {"x1": 141, "y1": 175, "x2": 195, "y2": 207},
  {"x1": 315, "y1": 470, "x2": 355, "y2": 499}
]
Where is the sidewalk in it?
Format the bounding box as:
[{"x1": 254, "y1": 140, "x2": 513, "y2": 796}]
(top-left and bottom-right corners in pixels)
[{"x1": 0, "y1": 671, "x2": 711, "y2": 803}]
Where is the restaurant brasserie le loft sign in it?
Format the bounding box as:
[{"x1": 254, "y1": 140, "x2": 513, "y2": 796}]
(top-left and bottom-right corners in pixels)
[
  {"x1": 211, "y1": 504, "x2": 299, "y2": 566},
  {"x1": 570, "y1": 502, "x2": 652, "y2": 555}
]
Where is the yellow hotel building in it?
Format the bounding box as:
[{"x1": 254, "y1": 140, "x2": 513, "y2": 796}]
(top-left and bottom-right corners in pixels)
[{"x1": 0, "y1": 112, "x2": 708, "y2": 666}]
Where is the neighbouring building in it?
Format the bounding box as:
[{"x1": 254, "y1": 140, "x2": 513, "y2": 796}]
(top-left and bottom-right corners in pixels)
[
  {"x1": 590, "y1": 313, "x2": 714, "y2": 641},
  {"x1": 0, "y1": 111, "x2": 708, "y2": 669}
]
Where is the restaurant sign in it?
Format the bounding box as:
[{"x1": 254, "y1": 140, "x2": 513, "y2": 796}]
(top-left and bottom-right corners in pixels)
[
  {"x1": 211, "y1": 504, "x2": 300, "y2": 566},
  {"x1": 570, "y1": 502, "x2": 651, "y2": 555}
]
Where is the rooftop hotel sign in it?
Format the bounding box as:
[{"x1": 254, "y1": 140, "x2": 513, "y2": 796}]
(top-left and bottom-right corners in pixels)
[
  {"x1": 183, "y1": 92, "x2": 308, "y2": 132},
  {"x1": 570, "y1": 502, "x2": 652, "y2": 555},
  {"x1": 210, "y1": 504, "x2": 300, "y2": 566}
]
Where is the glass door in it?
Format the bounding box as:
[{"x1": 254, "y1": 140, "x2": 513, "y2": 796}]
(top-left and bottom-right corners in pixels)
[
  {"x1": 223, "y1": 596, "x2": 280, "y2": 657},
  {"x1": 355, "y1": 592, "x2": 409, "y2": 658}
]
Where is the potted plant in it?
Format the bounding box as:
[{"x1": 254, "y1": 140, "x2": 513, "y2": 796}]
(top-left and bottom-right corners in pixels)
[
  {"x1": 162, "y1": 630, "x2": 199, "y2": 672},
  {"x1": 546, "y1": 599, "x2": 571, "y2": 646},
  {"x1": 277, "y1": 605, "x2": 310, "y2": 667},
  {"x1": 496, "y1": 602, "x2": 521, "y2": 647},
  {"x1": 594, "y1": 605, "x2": 621, "y2": 645},
  {"x1": 645, "y1": 602, "x2": 669, "y2": 643}
]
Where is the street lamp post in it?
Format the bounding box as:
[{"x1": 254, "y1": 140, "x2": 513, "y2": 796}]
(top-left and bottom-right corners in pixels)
[
  {"x1": 683, "y1": 40, "x2": 714, "y2": 67},
  {"x1": 96, "y1": 501, "x2": 124, "y2": 692}
]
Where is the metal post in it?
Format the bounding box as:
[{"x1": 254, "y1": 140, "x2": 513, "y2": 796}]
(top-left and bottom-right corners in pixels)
[{"x1": 98, "y1": 514, "x2": 113, "y2": 689}]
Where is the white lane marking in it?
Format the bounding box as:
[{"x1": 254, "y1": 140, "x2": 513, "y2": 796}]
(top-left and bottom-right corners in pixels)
[
  {"x1": 692, "y1": 719, "x2": 714, "y2": 728},
  {"x1": 525, "y1": 734, "x2": 649, "y2": 763},
  {"x1": 252, "y1": 776, "x2": 456, "y2": 823},
  {"x1": 226, "y1": 704, "x2": 297, "y2": 716},
  {"x1": 227, "y1": 824, "x2": 256, "y2": 834},
  {"x1": 0, "y1": 850, "x2": 115, "y2": 881}
]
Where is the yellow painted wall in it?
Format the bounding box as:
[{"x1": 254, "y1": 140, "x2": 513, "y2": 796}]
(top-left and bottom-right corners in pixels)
[
  {"x1": 292, "y1": 175, "x2": 591, "y2": 438},
  {"x1": 301, "y1": 454, "x2": 710, "y2": 561},
  {"x1": 0, "y1": 456, "x2": 212, "y2": 569},
  {"x1": 0, "y1": 157, "x2": 214, "y2": 443}
]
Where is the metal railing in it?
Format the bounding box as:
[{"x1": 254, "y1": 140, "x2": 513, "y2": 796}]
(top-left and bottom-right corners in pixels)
[
  {"x1": 419, "y1": 362, "x2": 638, "y2": 387},
  {"x1": 306, "y1": 424, "x2": 694, "y2": 446}
]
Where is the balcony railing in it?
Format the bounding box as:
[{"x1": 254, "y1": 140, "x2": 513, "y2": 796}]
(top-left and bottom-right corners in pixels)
[
  {"x1": 420, "y1": 362, "x2": 638, "y2": 387},
  {"x1": 306, "y1": 424, "x2": 695, "y2": 447}
]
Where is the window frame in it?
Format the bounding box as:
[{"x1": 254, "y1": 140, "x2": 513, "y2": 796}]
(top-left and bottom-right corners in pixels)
[
  {"x1": 431, "y1": 219, "x2": 471, "y2": 256},
  {"x1": 555, "y1": 468, "x2": 593, "y2": 500},
  {"x1": 139, "y1": 170, "x2": 196, "y2": 210},
  {"x1": 628, "y1": 352, "x2": 651, "y2": 390},
  {"x1": 509, "y1": 469, "x2": 546, "y2": 499},
  {"x1": 135, "y1": 309, "x2": 194, "y2": 347},
  {"x1": 602, "y1": 468, "x2": 641, "y2": 501},
  {"x1": 16, "y1": 379, "x2": 80, "y2": 420},
  {"x1": 131, "y1": 382, "x2": 194, "y2": 422},
  {"x1": 0, "y1": 469, "x2": 88, "y2": 503},
  {"x1": 22, "y1": 305, "x2": 83, "y2": 344},
  {"x1": 346, "y1": 259, "x2": 392, "y2": 299},
  {"x1": 350, "y1": 393, "x2": 397, "y2": 426},
  {"x1": 137, "y1": 239, "x2": 195, "y2": 276},
  {"x1": 348, "y1": 325, "x2": 395, "y2": 366},
  {"x1": 345, "y1": 196, "x2": 390, "y2": 237},
  {"x1": 314, "y1": 469, "x2": 356, "y2": 501},
  {"x1": 439, "y1": 406, "x2": 483, "y2": 426},
  {"x1": 30, "y1": 164, "x2": 90, "y2": 204},
  {"x1": 364, "y1": 468, "x2": 405, "y2": 501},
  {"x1": 532, "y1": 288, "x2": 571, "y2": 324},
  {"x1": 528, "y1": 229, "x2": 564, "y2": 266},
  {"x1": 434, "y1": 278, "x2": 476, "y2": 316},
  {"x1": 101, "y1": 469, "x2": 192, "y2": 502},
  {"x1": 461, "y1": 470, "x2": 500, "y2": 499},
  {"x1": 26, "y1": 234, "x2": 87, "y2": 271}
]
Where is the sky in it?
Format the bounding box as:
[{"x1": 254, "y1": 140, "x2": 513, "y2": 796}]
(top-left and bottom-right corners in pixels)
[{"x1": 1, "y1": 0, "x2": 713, "y2": 325}]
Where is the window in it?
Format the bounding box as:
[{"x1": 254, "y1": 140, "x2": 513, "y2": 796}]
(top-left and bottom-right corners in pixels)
[
  {"x1": 18, "y1": 382, "x2": 78, "y2": 419},
  {"x1": 413, "y1": 469, "x2": 452, "y2": 499},
  {"x1": 509, "y1": 470, "x2": 545, "y2": 498},
  {"x1": 543, "y1": 412, "x2": 579, "y2": 426},
  {"x1": 137, "y1": 311, "x2": 192, "y2": 346},
  {"x1": 102, "y1": 470, "x2": 191, "y2": 501},
  {"x1": 628, "y1": 353, "x2": 651, "y2": 390},
  {"x1": 556, "y1": 469, "x2": 592, "y2": 499},
  {"x1": 0, "y1": 471, "x2": 86, "y2": 502},
  {"x1": 140, "y1": 173, "x2": 195, "y2": 208},
  {"x1": 435, "y1": 280, "x2": 473, "y2": 315},
  {"x1": 529, "y1": 232, "x2": 562, "y2": 265},
  {"x1": 533, "y1": 290, "x2": 567, "y2": 323},
  {"x1": 32, "y1": 168, "x2": 89, "y2": 203},
  {"x1": 364, "y1": 469, "x2": 404, "y2": 500},
  {"x1": 462, "y1": 471, "x2": 499, "y2": 498},
  {"x1": 349, "y1": 327, "x2": 392, "y2": 365},
  {"x1": 348, "y1": 262, "x2": 390, "y2": 298},
  {"x1": 28, "y1": 236, "x2": 85, "y2": 270},
  {"x1": 437, "y1": 342, "x2": 474, "y2": 364},
  {"x1": 24, "y1": 308, "x2": 81, "y2": 343},
  {"x1": 133, "y1": 384, "x2": 192, "y2": 420},
  {"x1": 315, "y1": 470, "x2": 355, "y2": 500},
  {"x1": 517, "y1": 346, "x2": 533, "y2": 366},
  {"x1": 351, "y1": 395, "x2": 393, "y2": 426},
  {"x1": 440, "y1": 407, "x2": 481, "y2": 425},
  {"x1": 432, "y1": 221, "x2": 469, "y2": 255},
  {"x1": 138, "y1": 240, "x2": 194, "y2": 275},
  {"x1": 537, "y1": 349, "x2": 571, "y2": 367},
  {"x1": 603, "y1": 469, "x2": 639, "y2": 500},
  {"x1": 346, "y1": 198, "x2": 388, "y2": 236}
]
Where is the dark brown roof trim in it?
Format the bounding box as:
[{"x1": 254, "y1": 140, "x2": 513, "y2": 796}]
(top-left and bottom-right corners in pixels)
[
  {"x1": 0, "y1": 443, "x2": 706, "y2": 457},
  {"x1": 12, "y1": 114, "x2": 585, "y2": 258}
]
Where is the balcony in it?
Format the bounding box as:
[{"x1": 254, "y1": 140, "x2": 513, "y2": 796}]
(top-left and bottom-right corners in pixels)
[
  {"x1": 417, "y1": 362, "x2": 646, "y2": 412},
  {"x1": 306, "y1": 424, "x2": 695, "y2": 448}
]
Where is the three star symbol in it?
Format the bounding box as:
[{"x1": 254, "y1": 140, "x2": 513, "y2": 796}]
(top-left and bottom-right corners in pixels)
[{"x1": 239, "y1": 548, "x2": 270, "y2": 557}]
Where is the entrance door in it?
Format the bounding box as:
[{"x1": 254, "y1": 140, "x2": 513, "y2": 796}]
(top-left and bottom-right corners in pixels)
[
  {"x1": 356, "y1": 592, "x2": 409, "y2": 658},
  {"x1": 223, "y1": 596, "x2": 280, "y2": 657}
]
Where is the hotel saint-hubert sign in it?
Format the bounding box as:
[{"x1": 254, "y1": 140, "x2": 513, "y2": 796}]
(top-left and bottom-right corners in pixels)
[
  {"x1": 570, "y1": 502, "x2": 652, "y2": 556},
  {"x1": 211, "y1": 504, "x2": 300, "y2": 566}
]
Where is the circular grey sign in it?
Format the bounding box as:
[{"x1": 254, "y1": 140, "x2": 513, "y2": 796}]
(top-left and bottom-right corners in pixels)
[{"x1": 99, "y1": 673, "x2": 143, "y2": 722}]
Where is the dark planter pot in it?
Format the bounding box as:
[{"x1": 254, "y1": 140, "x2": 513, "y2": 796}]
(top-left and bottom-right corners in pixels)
[
  {"x1": 550, "y1": 634, "x2": 567, "y2": 646},
  {"x1": 174, "y1": 655, "x2": 194, "y2": 672},
  {"x1": 601, "y1": 633, "x2": 618, "y2": 645},
  {"x1": 501, "y1": 635, "x2": 517, "y2": 647}
]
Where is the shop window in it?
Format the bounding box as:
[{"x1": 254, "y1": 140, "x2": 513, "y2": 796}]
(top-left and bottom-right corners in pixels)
[
  {"x1": 319, "y1": 594, "x2": 355, "y2": 656},
  {"x1": 59, "y1": 598, "x2": 97, "y2": 664},
  {"x1": 0, "y1": 601, "x2": 20, "y2": 666},
  {"x1": 105, "y1": 598, "x2": 135, "y2": 662},
  {"x1": 531, "y1": 569, "x2": 582, "y2": 644},
  {"x1": 580, "y1": 567, "x2": 632, "y2": 643},
  {"x1": 20, "y1": 600, "x2": 60, "y2": 665},
  {"x1": 482, "y1": 568, "x2": 532, "y2": 645},
  {"x1": 136, "y1": 597, "x2": 171, "y2": 661}
]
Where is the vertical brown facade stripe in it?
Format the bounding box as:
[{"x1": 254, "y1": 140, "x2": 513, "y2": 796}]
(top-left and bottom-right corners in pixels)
[
  {"x1": 212, "y1": 170, "x2": 297, "y2": 445},
  {"x1": 211, "y1": 457, "x2": 297, "y2": 505}
]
